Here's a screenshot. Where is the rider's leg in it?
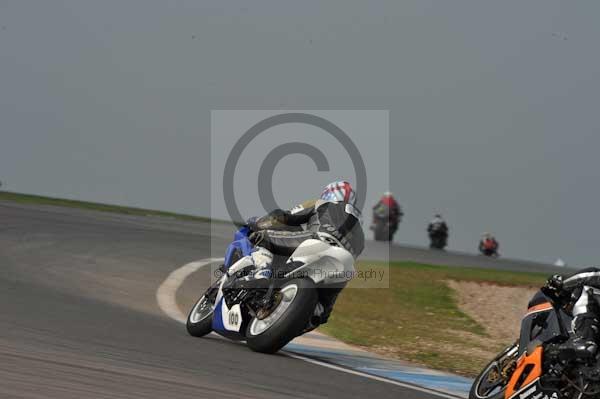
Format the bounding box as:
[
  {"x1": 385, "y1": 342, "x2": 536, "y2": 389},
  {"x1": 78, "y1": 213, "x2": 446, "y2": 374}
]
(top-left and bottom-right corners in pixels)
[
  {"x1": 560, "y1": 286, "x2": 600, "y2": 360},
  {"x1": 254, "y1": 230, "x2": 318, "y2": 257},
  {"x1": 251, "y1": 247, "x2": 275, "y2": 279},
  {"x1": 315, "y1": 282, "x2": 348, "y2": 324},
  {"x1": 318, "y1": 286, "x2": 345, "y2": 324}
]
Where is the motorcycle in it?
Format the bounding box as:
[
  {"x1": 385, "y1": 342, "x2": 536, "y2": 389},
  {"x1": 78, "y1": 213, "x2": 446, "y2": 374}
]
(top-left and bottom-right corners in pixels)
[
  {"x1": 480, "y1": 240, "x2": 499, "y2": 258},
  {"x1": 429, "y1": 225, "x2": 448, "y2": 250},
  {"x1": 470, "y1": 289, "x2": 600, "y2": 399},
  {"x1": 186, "y1": 226, "x2": 355, "y2": 353},
  {"x1": 371, "y1": 204, "x2": 400, "y2": 242}
]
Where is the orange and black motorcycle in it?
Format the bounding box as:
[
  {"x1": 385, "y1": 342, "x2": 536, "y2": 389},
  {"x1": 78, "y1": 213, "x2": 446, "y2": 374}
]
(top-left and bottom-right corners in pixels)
[{"x1": 470, "y1": 290, "x2": 600, "y2": 399}]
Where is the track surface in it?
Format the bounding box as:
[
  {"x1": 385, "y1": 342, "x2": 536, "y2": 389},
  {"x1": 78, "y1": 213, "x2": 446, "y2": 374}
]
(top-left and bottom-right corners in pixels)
[{"x1": 0, "y1": 201, "x2": 560, "y2": 398}]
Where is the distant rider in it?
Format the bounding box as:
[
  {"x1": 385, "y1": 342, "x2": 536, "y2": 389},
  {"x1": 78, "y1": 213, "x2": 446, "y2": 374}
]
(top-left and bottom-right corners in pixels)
[
  {"x1": 427, "y1": 214, "x2": 448, "y2": 236},
  {"x1": 479, "y1": 233, "x2": 499, "y2": 256},
  {"x1": 246, "y1": 181, "x2": 365, "y2": 325},
  {"x1": 372, "y1": 192, "x2": 403, "y2": 228},
  {"x1": 427, "y1": 214, "x2": 449, "y2": 248},
  {"x1": 542, "y1": 268, "x2": 600, "y2": 361}
]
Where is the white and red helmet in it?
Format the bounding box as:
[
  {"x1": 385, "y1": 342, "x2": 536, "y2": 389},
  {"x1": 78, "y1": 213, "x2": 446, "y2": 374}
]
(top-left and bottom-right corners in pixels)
[{"x1": 320, "y1": 181, "x2": 357, "y2": 207}]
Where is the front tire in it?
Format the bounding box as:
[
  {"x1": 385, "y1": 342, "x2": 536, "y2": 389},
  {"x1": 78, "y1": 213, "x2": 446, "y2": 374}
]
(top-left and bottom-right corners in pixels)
[
  {"x1": 374, "y1": 225, "x2": 390, "y2": 241},
  {"x1": 246, "y1": 278, "x2": 318, "y2": 354},
  {"x1": 186, "y1": 295, "x2": 214, "y2": 338},
  {"x1": 470, "y1": 343, "x2": 518, "y2": 399},
  {"x1": 387, "y1": 229, "x2": 395, "y2": 241}
]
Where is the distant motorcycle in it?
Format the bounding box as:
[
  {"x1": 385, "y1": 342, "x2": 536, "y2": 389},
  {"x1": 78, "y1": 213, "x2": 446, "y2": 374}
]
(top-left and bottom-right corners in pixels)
[
  {"x1": 186, "y1": 225, "x2": 355, "y2": 354},
  {"x1": 479, "y1": 239, "x2": 499, "y2": 257},
  {"x1": 370, "y1": 204, "x2": 400, "y2": 242},
  {"x1": 470, "y1": 290, "x2": 600, "y2": 399},
  {"x1": 429, "y1": 227, "x2": 448, "y2": 250}
]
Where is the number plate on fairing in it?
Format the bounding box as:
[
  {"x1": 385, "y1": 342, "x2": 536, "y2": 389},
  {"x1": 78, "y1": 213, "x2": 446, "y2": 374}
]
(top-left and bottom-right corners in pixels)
[{"x1": 223, "y1": 304, "x2": 242, "y2": 332}]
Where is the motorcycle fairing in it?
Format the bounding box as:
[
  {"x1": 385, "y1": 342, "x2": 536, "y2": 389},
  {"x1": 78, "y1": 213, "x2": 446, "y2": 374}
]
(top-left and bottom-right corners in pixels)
[
  {"x1": 505, "y1": 293, "x2": 572, "y2": 399},
  {"x1": 224, "y1": 226, "x2": 254, "y2": 269},
  {"x1": 212, "y1": 298, "x2": 246, "y2": 341},
  {"x1": 286, "y1": 238, "x2": 355, "y2": 286},
  {"x1": 506, "y1": 377, "x2": 560, "y2": 399},
  {"x1": 518, "y1": 295, "x2": 571, "y2": 358},
  {"x1": 505, "y1": 347, "x2": 547, "y2": 399}
]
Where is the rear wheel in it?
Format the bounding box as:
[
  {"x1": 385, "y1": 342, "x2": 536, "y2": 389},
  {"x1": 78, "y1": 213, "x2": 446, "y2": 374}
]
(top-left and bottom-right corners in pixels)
[
  {"x1": 470, "y1": 343, "x2": 518, "y2": 399},
  {"x1": 246, "y1": 278, "x2": 318, "y2": 354}
]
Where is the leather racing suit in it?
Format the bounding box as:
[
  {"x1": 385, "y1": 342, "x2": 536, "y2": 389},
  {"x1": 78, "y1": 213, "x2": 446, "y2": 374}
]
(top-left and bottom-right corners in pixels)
[
  {"x1": 249, "y1": 199, "x2": 365, "y2": 260},
  {"x1": 544, "y1": 267, "x2": 600, "y2": 359},
  {"x1": 247, "y1": 199, "x2": 365, "y2": 326}
]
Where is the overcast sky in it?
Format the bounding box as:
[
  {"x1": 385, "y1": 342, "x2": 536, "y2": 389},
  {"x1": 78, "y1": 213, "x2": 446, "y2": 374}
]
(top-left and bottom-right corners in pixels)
[{"x1": 2, "y1": 0, "x2": 599, "y2": 266}]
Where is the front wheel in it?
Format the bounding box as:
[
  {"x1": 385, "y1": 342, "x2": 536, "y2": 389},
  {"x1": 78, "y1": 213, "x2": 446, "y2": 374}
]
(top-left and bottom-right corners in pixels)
[
  {"x1": 387, "y1": 227, "x2": 396, "y2": 241},
  {"x1": 186, "y1": 295, "x2": 214, "y2": 337},
  {"x1": 374, "y1": 225, "x2": 391, "y2": 241},
  {"x1": 470, "y1": 343, "x2": 519, "y2": 399},
  {"x1": 246, "y1": 278, "x2": 318, "y2": 354},
  {"x1": 430, "y1": 236, "x2": 447, "y2": 249}
]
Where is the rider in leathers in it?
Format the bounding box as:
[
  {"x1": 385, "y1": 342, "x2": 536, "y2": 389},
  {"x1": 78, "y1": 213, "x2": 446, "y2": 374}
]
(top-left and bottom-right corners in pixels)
[
  {"x1": 247, "y1": 181, "x2": 365, "y2": 324},
  {"x1": 543, "y1": 268, "x2": 600, "y2": 360},
  {"x1": 427, "y1": 214, "x2": 449, "y2": 236},
  {"x1": 248, "y1": 181, "x2": 364, "y2": 260}
]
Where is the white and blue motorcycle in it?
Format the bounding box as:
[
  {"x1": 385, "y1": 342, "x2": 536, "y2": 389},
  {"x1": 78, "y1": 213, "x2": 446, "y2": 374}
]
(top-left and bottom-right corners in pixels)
[{"x1": 186, "y1": 225, "x2": 355, "y2": 353}]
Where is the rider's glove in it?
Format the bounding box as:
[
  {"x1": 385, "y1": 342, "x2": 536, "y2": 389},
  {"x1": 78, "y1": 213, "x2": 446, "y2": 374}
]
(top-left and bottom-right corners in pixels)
[
  {"x1": 249, "y1": 231, "x2": 267, "y2": 247},
  {"x1": 245, "y1": 217, "x2": 260, "y2": 232},
  {"x1": 542, "y1": 274, "x2": 565, "y2": 302}
]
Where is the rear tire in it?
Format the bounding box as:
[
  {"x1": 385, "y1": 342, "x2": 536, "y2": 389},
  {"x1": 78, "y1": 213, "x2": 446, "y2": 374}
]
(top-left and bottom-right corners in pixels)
[{"x1": 246, "y1": 278, "x2": 318, "y2": 354}]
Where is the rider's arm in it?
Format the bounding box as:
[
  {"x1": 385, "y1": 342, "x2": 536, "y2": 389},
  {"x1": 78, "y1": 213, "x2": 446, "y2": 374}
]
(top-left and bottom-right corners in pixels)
[
  {"x1": 254, "y1": 201, "x2": 316, "y2": 229},
  {"x1": 562, "y1": 267, "x2": 600, "y2": 291},
  {"x1": 541, "y1": 270, "x2": 600, "y2": 306},
  {"x1": 281, "y1": 204, "x2": 315, "y2": 226},
  {"x1": 542, "y1": 274, "x2": 571, "y2": 304}
]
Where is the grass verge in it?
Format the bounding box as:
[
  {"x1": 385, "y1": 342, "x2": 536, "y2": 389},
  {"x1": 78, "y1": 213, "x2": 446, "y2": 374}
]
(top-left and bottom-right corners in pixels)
[
  {"x1": 0, "y1": 191, "x2": 216, "y2": 223},
  {"x1": 321, "y1": 261, "x2": 547, "y2": 376}
]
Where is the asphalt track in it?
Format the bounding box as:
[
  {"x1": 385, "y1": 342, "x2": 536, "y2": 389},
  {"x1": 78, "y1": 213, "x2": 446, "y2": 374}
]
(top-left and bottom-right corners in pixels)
[{"x1": 0, "y1": 201, "x2": 563, "y2": 399}]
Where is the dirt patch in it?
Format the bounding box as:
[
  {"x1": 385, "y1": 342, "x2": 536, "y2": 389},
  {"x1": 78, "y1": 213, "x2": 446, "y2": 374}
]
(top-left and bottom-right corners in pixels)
[{"x1": 448, "y1": 280, "x2": 539, "y2": 346}]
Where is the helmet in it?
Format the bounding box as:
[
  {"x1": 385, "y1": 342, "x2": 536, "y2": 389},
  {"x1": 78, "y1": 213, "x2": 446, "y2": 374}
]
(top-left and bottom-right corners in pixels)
[
  {"x1": 320, "y1": 181, "x2": 357, "y2": 207},
  {"x1": 379, "y1": 191, "x2": 397, "y2": 207}
]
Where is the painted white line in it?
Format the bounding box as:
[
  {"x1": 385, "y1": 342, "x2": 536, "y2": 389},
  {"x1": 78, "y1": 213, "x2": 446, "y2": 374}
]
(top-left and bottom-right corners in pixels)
[
  {"x1": 157, "y1": 258, "x2": 463, "y2": 399},
  {"x1": 156, "y1": 258, "x2": 222, "y2": 324}
]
